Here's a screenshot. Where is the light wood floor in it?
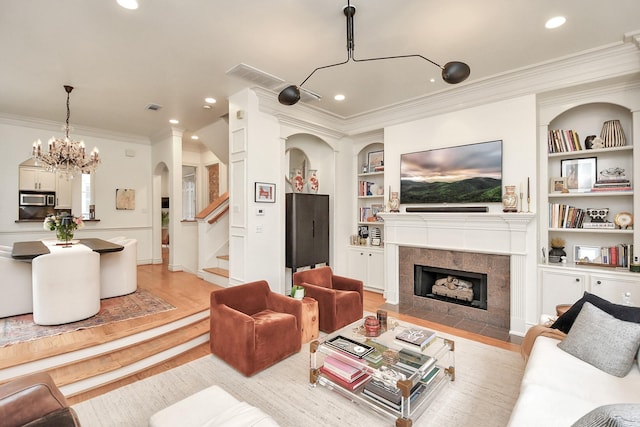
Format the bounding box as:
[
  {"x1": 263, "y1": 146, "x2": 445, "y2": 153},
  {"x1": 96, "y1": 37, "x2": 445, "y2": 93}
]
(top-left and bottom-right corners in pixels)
[{"x1": 54, "y1": 257, "x2": 519, "y2": 404}]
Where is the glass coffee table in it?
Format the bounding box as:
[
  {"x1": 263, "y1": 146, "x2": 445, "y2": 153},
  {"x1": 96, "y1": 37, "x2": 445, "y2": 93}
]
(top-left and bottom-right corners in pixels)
[{"x1": 310, "y1": 317, "x2": 455, "y2": 427}]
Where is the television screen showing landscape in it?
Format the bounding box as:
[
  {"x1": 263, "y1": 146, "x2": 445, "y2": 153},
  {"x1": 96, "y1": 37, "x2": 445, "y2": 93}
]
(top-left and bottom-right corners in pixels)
[{"x1": 400, "y1": 140, "x2": 503, "y2": 204}]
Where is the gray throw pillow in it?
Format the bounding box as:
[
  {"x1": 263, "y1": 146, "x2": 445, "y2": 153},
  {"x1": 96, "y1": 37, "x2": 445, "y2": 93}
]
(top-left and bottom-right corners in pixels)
[
  {"x1": 558, "y1": 302, "x2": 640, "y2": 377},
  {"x1": 571, "y1": 403, "x2": 640, "y2": 427}
]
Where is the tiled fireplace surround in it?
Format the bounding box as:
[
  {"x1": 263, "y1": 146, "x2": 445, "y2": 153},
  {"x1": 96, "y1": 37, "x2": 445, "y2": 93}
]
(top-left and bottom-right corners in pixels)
[
  {"x1": 379, "y1": 212, "x2": 535, "y2": 339},
  {"x1": 399, "y1": 247, "x2": 511, "y2": 340}
]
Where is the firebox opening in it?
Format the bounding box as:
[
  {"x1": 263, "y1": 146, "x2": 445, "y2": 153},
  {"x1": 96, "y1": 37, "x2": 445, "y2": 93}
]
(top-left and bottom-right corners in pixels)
[{"x1": 414, "y1": 265, "x2": 488, "y2": 310}]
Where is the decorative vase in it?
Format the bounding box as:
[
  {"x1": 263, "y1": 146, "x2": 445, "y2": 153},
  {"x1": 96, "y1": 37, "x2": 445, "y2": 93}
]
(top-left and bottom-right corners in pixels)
[
  {"x1": 502, "y1": 185, "x2": 518, "y2": 212},
  {"x1": 56, "y1": 224, "x2": 74, "y2": 246},
  {"x1": 549, "y1": 247, "x2": 566, "y2": 263},
  {"x1": 293, "y1": 288, "x2": 305, "y2": 300},
  {"x1": 293, "y1": 170, "x2": 304, "y2": 193},
  {"x1": 389, "y1": 192, "x2": 400, "y2": 212},
  {"x1": 600, "y1": 119, "x2": 626, "y2": 148},
  {"x1": 307, "y1": 169, "x2": 319, "y2": 193}
]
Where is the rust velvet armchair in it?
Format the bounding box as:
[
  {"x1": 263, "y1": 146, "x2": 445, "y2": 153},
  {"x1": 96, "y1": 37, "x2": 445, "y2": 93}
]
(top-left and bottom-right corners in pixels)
[
  {"x1": 209, "y1": 280, "x2": 303, "y2": 377},
  {"x1": 292, "y1": 266, "x2": 363, "y2": 333}
]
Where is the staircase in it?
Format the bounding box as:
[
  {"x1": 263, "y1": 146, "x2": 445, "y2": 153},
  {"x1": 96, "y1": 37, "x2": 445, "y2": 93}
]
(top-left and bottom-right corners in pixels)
[
  {"x1": 196, "y1": 193, "x2": 230, "y2": 287},
  {"x1": 0, "y1": 265, "x2": 214, "y2": 400}
]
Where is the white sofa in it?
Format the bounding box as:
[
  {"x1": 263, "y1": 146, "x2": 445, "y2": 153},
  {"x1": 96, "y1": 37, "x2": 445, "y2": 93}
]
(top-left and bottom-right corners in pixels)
[
  {"x1": 149, "y1": 384, "x2": 279, "y2": 427},
  {"x1": 508, "y1": 298, "x2": 640, "y2": 426}
]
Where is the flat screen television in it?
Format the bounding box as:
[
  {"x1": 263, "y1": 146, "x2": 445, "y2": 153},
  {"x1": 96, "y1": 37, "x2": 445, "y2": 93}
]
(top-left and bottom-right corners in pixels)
[{"x1": 400, "y1": 140, "x2": 503, "y2": 204}]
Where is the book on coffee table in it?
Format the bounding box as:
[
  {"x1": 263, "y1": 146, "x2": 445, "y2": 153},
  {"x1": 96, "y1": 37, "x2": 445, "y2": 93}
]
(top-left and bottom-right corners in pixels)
[{"x1": 395, "y1": 327, "x2": 436, "y2": 350}]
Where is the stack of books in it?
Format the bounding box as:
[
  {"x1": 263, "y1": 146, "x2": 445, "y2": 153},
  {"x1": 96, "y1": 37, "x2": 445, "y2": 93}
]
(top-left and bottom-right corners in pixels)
[
  {"x1": 591, "y1": 179, "x2": 632, "y2": 192},
  {"x1": 320, "y1": 356, "x2": 370, "y2": 391},
  {"x1": 362, "y1": 378, "x2": 427, "y2": 411},
  {"x1": 395, "y1": 327, "x2": 437, "y2": 350},
  {"x1": 547, "y1": 129, "x2": 582, "y2": 153}
]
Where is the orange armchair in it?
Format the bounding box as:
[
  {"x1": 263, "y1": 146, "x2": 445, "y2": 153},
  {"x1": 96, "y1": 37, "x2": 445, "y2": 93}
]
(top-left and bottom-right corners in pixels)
[
  {"x1": 210, "y1": 280, "x2": 302, "y2": 377},
  {"x1": 293, "y1": 266, "x2": 363, "y2": 333}
]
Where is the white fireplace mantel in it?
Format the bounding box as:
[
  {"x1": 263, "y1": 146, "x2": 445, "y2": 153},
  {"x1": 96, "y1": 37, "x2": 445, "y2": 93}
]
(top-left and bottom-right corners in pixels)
[{"x1": 378, "y1": 212, "x2": 536, "y2": 336}]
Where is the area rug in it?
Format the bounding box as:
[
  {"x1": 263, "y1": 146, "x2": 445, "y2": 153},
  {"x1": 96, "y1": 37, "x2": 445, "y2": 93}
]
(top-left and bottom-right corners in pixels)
[
  {"x1": 73, "y1": 330, "x2": 525, "y2": 427},
  {"x1": 0, "y1": 289, "x2": 175, "y2": 347}
]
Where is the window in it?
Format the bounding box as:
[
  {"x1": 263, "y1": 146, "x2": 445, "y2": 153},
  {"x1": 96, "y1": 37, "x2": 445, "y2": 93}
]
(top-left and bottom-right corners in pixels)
[
  {"x1": 182, "y1": 166, "x2": 196, "y2": 220},
  {"x1": 81, "y1": 173, "x2": 95, "y2": 219}
]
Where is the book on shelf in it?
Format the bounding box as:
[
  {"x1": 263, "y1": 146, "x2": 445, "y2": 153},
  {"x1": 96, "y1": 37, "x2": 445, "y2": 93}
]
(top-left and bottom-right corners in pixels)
[
  {"x1": 319, "y1": 366, "x2": 370, "y2": 391},
  {"x1": 548, "y1": 203, "x2": 585, "y2": 229},
  {"x1": 395, "y1": 327, "x2": 437, "y2": 350},
  {"x1": 575, "y1": 244, "x2": 632, "y2": 268},
  {"x1": 323, "y1": 356, "x2": 364, "y2": 382},
  {"x1": 397, "y1": 348, "x2": 436, "y2": 372},
  {"x1": 547, "y1": 129, "x2": 582, "y2": 153},
  {"x1": 420, "y1": 366, "x2": 440, "y2": 385},
  {"x1": 590, "y1": 186, "x2": 632, "y2": 192},
  {"x1": 358, "y1": 181, "x2": 376, "y2": 196}
]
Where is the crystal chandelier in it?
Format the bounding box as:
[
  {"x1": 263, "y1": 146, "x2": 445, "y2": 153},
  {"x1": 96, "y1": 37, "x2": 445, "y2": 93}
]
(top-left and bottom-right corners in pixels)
[{"x1": 32, "y1": 85, "x2": 100, "y2": 178}]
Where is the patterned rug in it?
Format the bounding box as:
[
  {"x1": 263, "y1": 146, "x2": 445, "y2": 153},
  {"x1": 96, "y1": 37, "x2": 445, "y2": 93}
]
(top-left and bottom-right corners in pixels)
[{"x1": 0, "y1": 289, "x2": 175, "y2": 347}]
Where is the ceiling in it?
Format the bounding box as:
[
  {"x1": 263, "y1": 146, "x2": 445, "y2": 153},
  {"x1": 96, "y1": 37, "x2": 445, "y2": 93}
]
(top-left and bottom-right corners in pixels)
[{"x1": 0, "y1": 0, "x2": 639, "y2": 140}]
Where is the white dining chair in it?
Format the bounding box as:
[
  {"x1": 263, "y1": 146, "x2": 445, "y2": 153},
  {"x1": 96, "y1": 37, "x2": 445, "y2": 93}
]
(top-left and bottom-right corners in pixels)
[
  {"x1": 100, "y1": 238, "x2": 138, "y2": 299},
  {"x1": 0, "y1": 251, "x2": 33, "y2": 318},
  {"x1": 32, "y1": 244, "x2": 101, "y2": 325}
]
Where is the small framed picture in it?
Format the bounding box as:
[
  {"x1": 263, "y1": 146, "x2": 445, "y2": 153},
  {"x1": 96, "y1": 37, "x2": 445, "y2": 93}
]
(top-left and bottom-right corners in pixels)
[
  {"x1": 255, "y1": 182, "x2": 275, "y2": 203},
  {"x1": 549, "y1": 177, "x2": 567, "y2": 193},
  {"x1": 561, "y1": 157, "x2": 597, "y2": 193},
  {"x1": 574, "y1": 245, "x2": 601, "y2": 264},
  {"x1": 367, "y1": 150, "x2": 384, "y2": 173},
  {"x1": 371, "y1": 237, "x2": 381, "y2": 246}
]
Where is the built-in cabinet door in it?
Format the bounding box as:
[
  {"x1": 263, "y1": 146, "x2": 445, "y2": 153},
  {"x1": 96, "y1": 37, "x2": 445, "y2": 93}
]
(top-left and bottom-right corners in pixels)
[
  {"x1": 347, "y1": 246, "x2": 384, "y2": 292},
  {"x1": 590, "y1": 274, "x2": 640, "y2": 306},
  {"x1": 540, "y1": 269, "x2": 586, "y2": 315}
]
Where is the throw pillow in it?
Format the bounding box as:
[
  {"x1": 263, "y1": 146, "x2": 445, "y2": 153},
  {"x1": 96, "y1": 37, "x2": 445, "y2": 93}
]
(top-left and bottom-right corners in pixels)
[
  {"x1": 558, "y1": 302, "x2": 640, "y2": 377},
  {"x1": 571, "y1": 403, "x2": 640, "y2": 427},
  {"x1": 551, "y1": 291, "x2": 640, "y2": 334}
]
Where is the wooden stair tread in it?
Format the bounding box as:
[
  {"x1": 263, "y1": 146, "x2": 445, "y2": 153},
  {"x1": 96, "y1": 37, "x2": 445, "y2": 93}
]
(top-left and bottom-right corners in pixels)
[
  {"x1": 203, "y1": 267, "x2": 229, "y2": 277},
  {"x1": 217, "y1": 255, "x2": 229, "y2": 260},
  {"x1": 50, "y1": 317, "x2": 210, "y2": 391}
]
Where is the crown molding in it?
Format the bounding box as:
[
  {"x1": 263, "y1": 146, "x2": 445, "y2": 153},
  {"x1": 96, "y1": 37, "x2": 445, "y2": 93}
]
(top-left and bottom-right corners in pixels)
[{"x1": 0, "y1": 112, "x2": 151, "y2": 145}]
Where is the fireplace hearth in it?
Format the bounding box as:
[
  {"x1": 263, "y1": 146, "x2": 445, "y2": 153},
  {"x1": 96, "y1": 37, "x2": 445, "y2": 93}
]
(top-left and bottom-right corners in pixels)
[{"x1": 414, "y1": 265, "x2": 488, "y2": 310}]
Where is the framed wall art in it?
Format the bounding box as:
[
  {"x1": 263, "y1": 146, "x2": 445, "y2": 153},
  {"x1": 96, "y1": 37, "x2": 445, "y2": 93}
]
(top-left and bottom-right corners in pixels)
[
  {"x1": 255, "y1": 182, "x2": 275, "y2": 203},
  {"x1": 561, "y1": 157, "x2": 596, "y2": 193},
  {"x1": 549, "y1": 177, "x2": 567, "y2": 193},
  {"x1": 367, "y1": 150, "x2": 384, "y2": 173},
  {"x1": 116, "y1": 188, "x2": 136, "y2": 210}
]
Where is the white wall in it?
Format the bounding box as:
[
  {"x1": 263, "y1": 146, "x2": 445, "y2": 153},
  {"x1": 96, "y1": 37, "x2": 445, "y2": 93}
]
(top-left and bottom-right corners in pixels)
[
  {"x1": 382, "y1": 94, "x2": 540, "y2": 329},
  {"x1": 0, "y1": 117, "x2": 154, "y2": 262}
]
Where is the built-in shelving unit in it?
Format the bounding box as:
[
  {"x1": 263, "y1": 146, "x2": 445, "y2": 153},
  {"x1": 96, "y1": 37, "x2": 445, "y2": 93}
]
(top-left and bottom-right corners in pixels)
[{"x1": 537, "y1": 82, "x2": 640, "y2": 313}]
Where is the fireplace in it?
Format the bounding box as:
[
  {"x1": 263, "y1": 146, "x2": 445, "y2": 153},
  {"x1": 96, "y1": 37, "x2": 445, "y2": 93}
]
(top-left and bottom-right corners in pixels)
[
  {"x1": 399, "y1": 247, "x2": 511, "y2": 339},
  {"x1": 414, "y1": 265, "x2": 488, "y2": 310}
]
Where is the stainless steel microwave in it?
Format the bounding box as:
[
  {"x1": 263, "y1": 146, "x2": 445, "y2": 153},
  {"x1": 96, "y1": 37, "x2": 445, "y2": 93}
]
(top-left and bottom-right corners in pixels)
[{"x1": 19, "y1": 192, "x2": 55, "y2": 207}]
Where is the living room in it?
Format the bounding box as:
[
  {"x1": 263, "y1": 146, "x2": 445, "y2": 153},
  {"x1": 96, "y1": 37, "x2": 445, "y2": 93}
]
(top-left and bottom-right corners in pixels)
[{"x1": 1, "y1": 1, "x2": 640, "y2": 426}]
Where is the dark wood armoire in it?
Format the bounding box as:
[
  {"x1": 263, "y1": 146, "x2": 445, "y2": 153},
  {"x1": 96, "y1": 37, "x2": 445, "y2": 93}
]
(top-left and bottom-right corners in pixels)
[{"x1": 285, "y1": 193, "x2": 329, "y2": 271}]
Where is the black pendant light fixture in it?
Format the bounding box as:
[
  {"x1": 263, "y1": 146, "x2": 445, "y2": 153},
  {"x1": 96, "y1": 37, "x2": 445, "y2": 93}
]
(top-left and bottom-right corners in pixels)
[{"x1": 278, "y1": 1, "x2": 471, "y2": 106}]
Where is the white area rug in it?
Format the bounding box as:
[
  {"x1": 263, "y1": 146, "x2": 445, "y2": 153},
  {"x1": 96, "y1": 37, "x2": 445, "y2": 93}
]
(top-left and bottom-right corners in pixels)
[{"x1": 73, "y1": 330, "x2": 524, "y2": 427}]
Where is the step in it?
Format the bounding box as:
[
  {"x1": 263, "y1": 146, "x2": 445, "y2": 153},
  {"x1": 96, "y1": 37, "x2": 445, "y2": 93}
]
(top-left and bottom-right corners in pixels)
[
  {"x1": 50, "y1": 316, "x2": 210, "y2": 394},
  {"x1": 217, "y1": 254, "x2": 229, "y2": 270},
  {"x1": 202, "y1": 267, "x2": 229, "y2": 287}
]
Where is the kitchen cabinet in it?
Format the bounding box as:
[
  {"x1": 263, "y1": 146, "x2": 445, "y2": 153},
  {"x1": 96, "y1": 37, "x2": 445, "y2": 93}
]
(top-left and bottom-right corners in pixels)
[
  {"x1": 55, "y1": 174, "x2": 72, "y2": 208},
  {"x1": 19, "y1": 166, "x2": 56, "y2": 191},
  {"x1": 347, "y1": 246, "x2": 384, "y2": 292}
]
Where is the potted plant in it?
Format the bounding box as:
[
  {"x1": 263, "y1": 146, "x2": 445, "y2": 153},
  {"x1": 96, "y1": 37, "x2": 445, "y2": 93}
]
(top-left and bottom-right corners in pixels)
[
  {"x1": 290, "y1": 285, "x2": 305, "y2": 300},
  {"x1": 549, "y1": 237, "x2": 567, "y2": 263}
]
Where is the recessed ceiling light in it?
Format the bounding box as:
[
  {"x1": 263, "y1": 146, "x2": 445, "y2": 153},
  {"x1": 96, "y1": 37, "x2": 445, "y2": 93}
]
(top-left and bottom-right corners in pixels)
[
  {"x1": 203, "y1": 105, "x2": 212, "y2": 109},
  {"x1": 334, "y1": 94, "x2": 345, "y2": 101},
  {"x1": 191, "y1": 135, "x2": 199, "y2": 140},
  {"x1": 205, "y1": 97, "x2": 216, "y2": 104},
  {"x1": 169, "y1": 119, "x2": 179, "y2": 124},
  {"x1": 545, "y1": 16, "x2": 566, "y2": 29},
  {"x1": 117, "y1": 0, "x2": 138, "y2": 10},
  {"x1": 429, "y1": 78, "x2": 436, "y2": 83}
]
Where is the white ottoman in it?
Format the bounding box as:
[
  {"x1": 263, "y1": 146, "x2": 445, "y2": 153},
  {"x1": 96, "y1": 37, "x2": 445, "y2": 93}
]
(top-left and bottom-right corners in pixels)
[{"x1": 149, "y1": 385, "x2": 279, "y2": 427}]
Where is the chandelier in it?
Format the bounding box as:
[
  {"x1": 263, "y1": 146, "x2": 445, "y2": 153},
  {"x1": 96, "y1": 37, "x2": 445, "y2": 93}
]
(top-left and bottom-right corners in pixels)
[
  {"x1": 32, "y1": 85, "x2": 100, "y2": 178},
  {"x1": 278, "y1": 1, "x2": 470, "y2": 106}
]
